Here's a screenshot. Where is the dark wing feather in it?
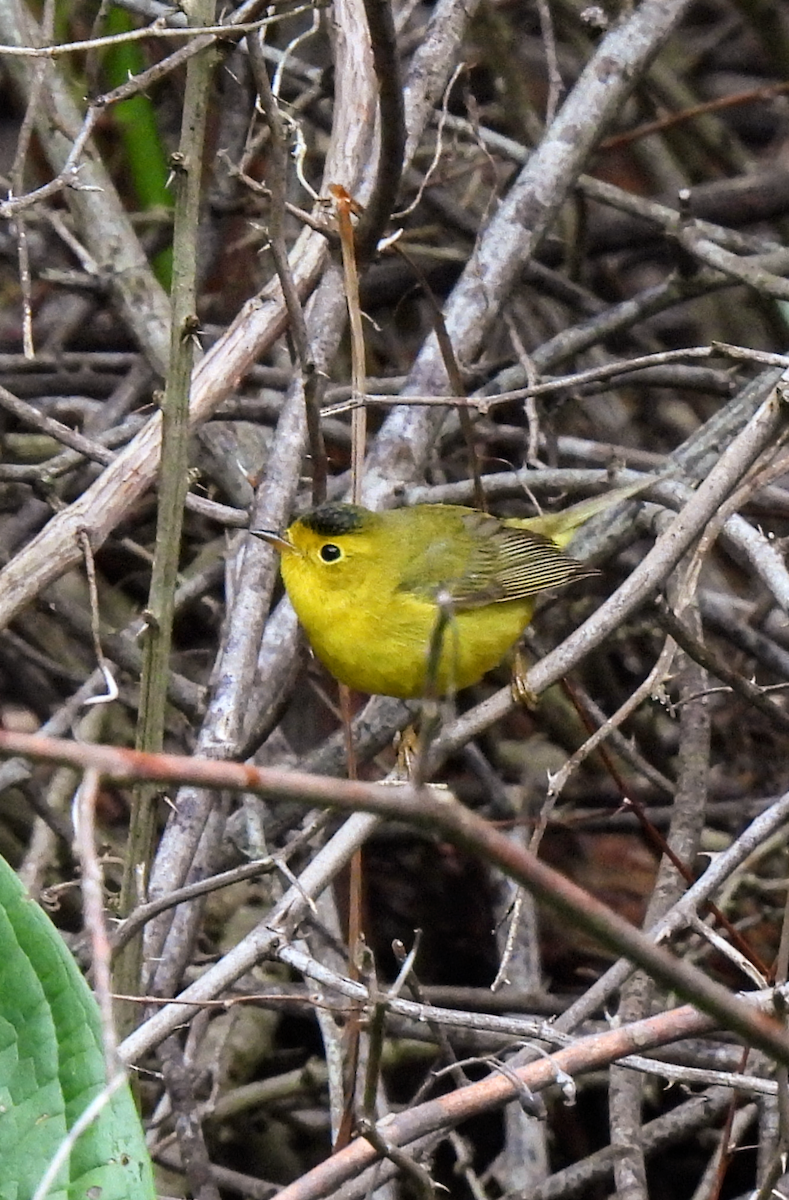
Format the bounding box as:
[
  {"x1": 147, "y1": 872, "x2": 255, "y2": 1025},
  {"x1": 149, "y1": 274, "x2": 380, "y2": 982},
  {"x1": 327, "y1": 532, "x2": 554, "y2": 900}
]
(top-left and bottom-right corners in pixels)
[
  {"x1": 394, "y1": 507, "x2": 597, "y2": 608},
  {"x1": 447, "y1": 513, "x2": 598, "y2": 609}
]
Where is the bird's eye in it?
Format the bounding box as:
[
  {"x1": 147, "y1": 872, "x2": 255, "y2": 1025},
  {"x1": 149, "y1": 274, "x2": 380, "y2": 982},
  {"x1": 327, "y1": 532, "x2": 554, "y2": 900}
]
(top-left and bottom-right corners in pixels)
[{"x1": 320, "y1": 543, "x2": 342, "y2": 563}]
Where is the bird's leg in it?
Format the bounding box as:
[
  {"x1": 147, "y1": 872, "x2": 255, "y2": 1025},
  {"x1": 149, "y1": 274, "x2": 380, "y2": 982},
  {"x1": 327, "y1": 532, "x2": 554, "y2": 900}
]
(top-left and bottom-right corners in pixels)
[
  {"x1": 392, "y1": 724, "x2": 419, "y2": 780},
  {"x1": 511, "y1": 644, "x2": 539, "y2": 709},
  {"x1": 392, "y1": 708, "x2": 441, "y2": 784}
]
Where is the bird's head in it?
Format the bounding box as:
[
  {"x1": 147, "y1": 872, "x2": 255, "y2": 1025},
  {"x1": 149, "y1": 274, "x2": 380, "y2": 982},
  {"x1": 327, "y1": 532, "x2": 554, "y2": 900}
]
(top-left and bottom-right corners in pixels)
[{"x1": 250, "y1": 503, "x2": 383, "y2": 591}]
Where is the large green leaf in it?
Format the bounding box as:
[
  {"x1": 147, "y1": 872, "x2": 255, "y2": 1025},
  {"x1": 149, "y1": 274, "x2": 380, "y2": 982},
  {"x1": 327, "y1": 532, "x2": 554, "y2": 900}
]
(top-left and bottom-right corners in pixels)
[{"x1": 0, "y1": 855, "x2": 156, "y2": 1199}]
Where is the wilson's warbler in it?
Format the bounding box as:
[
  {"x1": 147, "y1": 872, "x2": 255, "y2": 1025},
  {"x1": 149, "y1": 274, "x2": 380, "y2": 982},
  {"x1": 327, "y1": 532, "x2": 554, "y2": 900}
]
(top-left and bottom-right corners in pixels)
[{"x1": 252, "y1": 485, "x2": 643, "y2": 699}]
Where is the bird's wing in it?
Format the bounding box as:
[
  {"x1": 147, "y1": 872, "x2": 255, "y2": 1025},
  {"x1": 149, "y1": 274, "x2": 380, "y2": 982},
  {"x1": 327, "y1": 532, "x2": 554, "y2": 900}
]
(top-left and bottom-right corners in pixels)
[
  {"x1": 448, "y1": 513, "x2": 598, "y2": 608},
  {"x1": 395, "y1": 509, "x2": 598, "y2": 609},
  {"x1": 394, "y1": 514, "x2": 483, "y2": 600}
]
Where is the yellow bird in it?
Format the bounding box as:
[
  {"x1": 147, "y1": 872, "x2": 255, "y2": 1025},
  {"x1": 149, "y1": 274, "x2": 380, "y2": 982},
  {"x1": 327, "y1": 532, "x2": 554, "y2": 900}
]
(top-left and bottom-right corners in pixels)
[{"x1": 252, "y1": 485, "x2": 642, "y2": 700}]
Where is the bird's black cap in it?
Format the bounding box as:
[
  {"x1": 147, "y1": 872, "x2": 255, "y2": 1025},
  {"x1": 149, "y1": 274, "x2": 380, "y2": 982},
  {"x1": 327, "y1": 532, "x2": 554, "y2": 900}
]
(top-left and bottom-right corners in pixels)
[{"x1": 299, "y1": 503, "x2": 367, "y2": 537}]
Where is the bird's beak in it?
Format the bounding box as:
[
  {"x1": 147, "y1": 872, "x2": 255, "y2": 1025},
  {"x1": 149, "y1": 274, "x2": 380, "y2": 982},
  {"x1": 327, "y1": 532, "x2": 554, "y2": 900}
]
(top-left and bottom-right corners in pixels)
[{"x1": 249, "y1": 527, "x2": 294, "y2": 555}]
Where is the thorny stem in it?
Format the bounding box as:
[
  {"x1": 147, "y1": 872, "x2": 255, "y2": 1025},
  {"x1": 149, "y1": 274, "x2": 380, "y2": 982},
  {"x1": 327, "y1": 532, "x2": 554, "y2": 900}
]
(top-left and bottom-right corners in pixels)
[{"x1": 115, "y1": 0, "x2": 217, "y2": 1035}]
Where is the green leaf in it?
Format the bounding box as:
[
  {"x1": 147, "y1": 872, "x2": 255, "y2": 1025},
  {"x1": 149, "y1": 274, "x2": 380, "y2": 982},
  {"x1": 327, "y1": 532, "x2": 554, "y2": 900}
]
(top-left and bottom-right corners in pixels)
[
  {"x1": 103, "y1": 5, "x2": 174, "y2": 289},
  {"x1": 0, "y1": 855, "x2": 156, "y2": 1200}
]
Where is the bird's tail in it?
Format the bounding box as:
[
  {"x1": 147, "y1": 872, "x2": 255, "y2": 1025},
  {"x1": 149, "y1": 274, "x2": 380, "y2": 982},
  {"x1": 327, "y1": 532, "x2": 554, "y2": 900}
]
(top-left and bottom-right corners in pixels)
[{"x1": 522, "y1": 477, "x2": 653, "y2": 548}]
